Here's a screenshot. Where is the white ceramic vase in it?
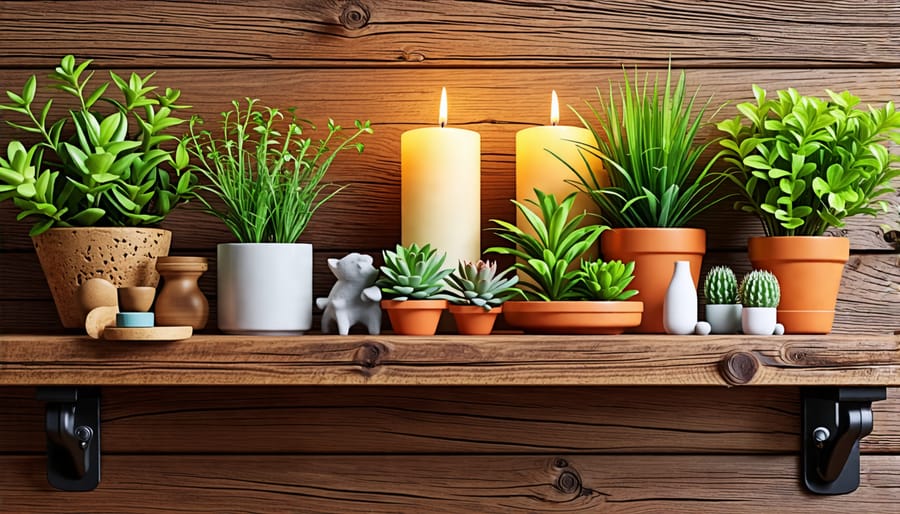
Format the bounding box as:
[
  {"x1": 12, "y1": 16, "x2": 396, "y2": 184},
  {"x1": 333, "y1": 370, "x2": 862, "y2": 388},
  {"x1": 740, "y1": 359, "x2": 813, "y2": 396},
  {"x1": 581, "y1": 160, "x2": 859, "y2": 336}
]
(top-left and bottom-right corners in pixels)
[
  {"x1": 217, "y1": 243, "x2": 313, "y2": 334},
  {"x1": 705, "y1": 304, "x2": 743, "y2": 334},
  {"x1": 742, "y1": 307, "x2": 777, "y2": 336},
  {"x1": 663, "y1": 260, "x2": 697, "y2": 335}
]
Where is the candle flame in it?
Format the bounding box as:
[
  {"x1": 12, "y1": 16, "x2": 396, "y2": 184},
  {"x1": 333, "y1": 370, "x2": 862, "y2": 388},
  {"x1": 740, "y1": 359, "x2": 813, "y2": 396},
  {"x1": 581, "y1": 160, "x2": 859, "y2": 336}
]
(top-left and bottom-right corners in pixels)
[
  {"x1": 439, "y1": 87, "x2": 448, "y2": 127},
  {"x1": 550, "y1": 90, "x2": 559, "y2": 126}
]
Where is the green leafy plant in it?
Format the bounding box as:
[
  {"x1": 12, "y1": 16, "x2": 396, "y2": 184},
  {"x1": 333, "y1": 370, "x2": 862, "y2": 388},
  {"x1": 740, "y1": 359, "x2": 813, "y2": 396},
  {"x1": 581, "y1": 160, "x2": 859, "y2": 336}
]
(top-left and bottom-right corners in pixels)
[
  {"x1": 739, "y1": 270, "x2": 780, "y2": 308},
  {"x1": 439, "y1": 259, "x2": 520, "y2": 311},
  {"x1": 558, "y1": 64, "x2": 728, "y2": 228},
  {"x1": 0, "y1": 54, "x2": 196, "y2": 235},
  {"x1": 487, "y1": 189, "x2": 606, "y2": 301},
  {"x1": 180, "y1": 98, "x2": 372, "y2": 243},
  {"x1": 574, "y1": 259, "x2": 638, "y2": 301},
  {"x1": 377, "y1": 243, "x2": 453, "y2": 301},
  {"x1": 718, "y1": 86, "x2": 900, "y2": 236},
  {"x1": 703, "y1": 265, "x2": 739, "y2": 304}
]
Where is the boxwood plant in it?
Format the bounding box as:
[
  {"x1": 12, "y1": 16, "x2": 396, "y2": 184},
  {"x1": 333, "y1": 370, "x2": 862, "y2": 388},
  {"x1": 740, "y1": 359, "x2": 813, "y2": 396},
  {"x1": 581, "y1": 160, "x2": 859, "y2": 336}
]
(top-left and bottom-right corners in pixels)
[{"x1": 718, "y1": 86, "x2": 900, "y2": 236}]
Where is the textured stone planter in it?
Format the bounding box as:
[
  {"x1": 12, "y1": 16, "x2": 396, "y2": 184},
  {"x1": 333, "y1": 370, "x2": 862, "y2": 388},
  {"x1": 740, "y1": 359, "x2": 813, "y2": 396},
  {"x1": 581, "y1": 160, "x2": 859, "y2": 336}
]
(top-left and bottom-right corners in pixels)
[{"x1": 32, "y1": 227, "x2": 171, "y2": 328}]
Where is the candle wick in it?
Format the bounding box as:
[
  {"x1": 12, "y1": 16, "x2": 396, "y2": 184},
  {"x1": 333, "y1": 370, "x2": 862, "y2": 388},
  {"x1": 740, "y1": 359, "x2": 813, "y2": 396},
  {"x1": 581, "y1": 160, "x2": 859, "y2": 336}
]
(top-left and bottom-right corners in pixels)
[
  {"x1": 440, "y1": 121, "x2": 446, "y2": 128},
  {"x1": 551, "y1": 120, "x2": 558, "y2": 127}
]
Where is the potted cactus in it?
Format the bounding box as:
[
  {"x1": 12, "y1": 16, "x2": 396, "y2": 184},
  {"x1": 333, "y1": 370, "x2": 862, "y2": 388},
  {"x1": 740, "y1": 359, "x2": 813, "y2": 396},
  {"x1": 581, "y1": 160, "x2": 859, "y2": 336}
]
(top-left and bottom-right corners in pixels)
[
  {"x1": 487, "y1": 189, "x2": 642, "y2": 334},
  {"x1": 376, "y1": 243, "x2": 453, "y2": 336},
  {"x1": 703, "y1": 266, "x2": 742, "y2": 334},
  {"x1": 440, "y1": 260, "x2": 520, "y2": 335},
  {"x1": 739, "y1": 270, "x2": 781, "y2": 336}
]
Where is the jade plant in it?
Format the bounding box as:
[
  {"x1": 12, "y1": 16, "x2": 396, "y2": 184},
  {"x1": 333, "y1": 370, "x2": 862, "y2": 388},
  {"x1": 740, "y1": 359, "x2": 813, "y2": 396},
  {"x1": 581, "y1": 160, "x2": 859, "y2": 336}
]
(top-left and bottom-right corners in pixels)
[
  {"x1": 574, "y1": 259, "x2": 638, "y2": 301},
  {"x1": 377, "y1": 243, "x2": 453, "y2": 301},
  {"x1": 739, "y1": 270, "x2": 780, "y2": 308},
  {"x1": 180, "y1": 98, "x2": 372, "y2": 243},
  {"x1": 557, "y1": 63, "x2": 728, "y2": 228},
  {"x1": 0, "y1": 54, "x2": 196, "y2": 235},
  {"x1": 704, "y1": 266, "x2": 739, "y2": 305},
  {"x1": 487, "y1": 189, "x2": 606, "y2": 301},
  {"x1": 718, "y1": 86, "x2": 900, "y2": 236},
  {"x1": 439, "y1": 260, "x2": 520, "y2": 311}
]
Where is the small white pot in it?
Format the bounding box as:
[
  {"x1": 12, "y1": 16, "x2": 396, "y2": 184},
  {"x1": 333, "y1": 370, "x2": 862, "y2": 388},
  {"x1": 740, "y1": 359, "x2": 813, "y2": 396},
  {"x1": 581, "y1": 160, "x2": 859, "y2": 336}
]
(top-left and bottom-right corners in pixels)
[
  {"x1": 217, "y1": 243, "x2": 312, "y2": 335},
  {"x1": 742, "y1": 307, "x2": 777, "y2": 336},
  {"x1": 706, "y1": 304, "x2": 742, "y2": 334}
]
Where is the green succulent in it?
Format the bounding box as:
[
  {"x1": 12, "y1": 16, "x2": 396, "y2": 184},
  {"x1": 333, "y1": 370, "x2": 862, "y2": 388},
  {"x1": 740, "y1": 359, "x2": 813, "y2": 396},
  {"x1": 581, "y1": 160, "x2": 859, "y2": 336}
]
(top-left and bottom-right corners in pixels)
[
  {"x1": 739, "y1": 270, "x2": 780, "y2": 308},
  {"x1": 574, "y1": 259, "x2": 638, "y2": 301},
  {"x1": 439, "y1": 260, "x2": 520, "y2": 311},
  {"x1": 377, "y1": 243, "x2": 453, "y2": 301},
  {"x1": 487, "y1": 189, "x2": 607, "y2": 301},
  {"x1": 558, "y1": 63, "x2": 729, "y2": 228},
  {"x1": 704, "y1": 266, "x2": 739, "y2": 304},
  {"x1": 0, "y1": 54, "x2": 196, "y2": 236},
  {"x1": 718, "y1": 86, "x2": 900, "y2": 236}
]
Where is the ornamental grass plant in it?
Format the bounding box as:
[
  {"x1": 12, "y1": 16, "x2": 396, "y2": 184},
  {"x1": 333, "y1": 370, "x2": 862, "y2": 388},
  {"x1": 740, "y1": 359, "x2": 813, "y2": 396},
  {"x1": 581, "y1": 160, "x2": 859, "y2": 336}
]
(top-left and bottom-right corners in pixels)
[
  {"x1": 559, "y1": 64, "x2": 728, "y2": 228},
  {"x1": 180, "y1": 98, "x2": 372, "y2": 243}
]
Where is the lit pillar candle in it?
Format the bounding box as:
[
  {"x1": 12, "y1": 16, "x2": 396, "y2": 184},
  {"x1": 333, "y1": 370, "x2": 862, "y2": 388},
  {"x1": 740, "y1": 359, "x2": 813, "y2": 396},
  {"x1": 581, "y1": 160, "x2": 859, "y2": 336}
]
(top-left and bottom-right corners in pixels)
[
  {"x1": 515, "y1": 91, "x2": 605, "y2": 255},
  {"x1": 401, "y1": 87, "x2": 481, "y2": 265}
]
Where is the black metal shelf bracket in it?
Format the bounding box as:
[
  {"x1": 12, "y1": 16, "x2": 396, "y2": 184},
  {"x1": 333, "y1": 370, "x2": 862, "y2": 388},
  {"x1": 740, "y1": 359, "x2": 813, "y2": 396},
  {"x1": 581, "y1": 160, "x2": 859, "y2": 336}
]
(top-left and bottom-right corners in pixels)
[
  {"x1": 35, "y1": 387, "x2": 101, "y2": 491},
  {"x1": 802, "y1": 386, "x2": 886, "y2": 495}
]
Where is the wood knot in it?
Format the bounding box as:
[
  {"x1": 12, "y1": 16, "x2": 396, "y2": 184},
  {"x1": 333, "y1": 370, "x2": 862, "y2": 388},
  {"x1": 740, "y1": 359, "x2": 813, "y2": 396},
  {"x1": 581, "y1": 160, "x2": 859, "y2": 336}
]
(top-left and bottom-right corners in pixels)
[
  {"x1": 339, "y1": 0, "x2": 370, "y2": 29},
  {"x1": 554, "y1": 458, "x2": 568, "y2": 469},
  {"x1": 719, "y1": 351, "x2": 759, "y2": 386},
  {"x1": 555, "y1": 470, "x2": 581, "y2": 495},
  {"x1": 354, "y1": 341, "x2": 386, "y2": 370},
  {"x1": 398, "y1": 49, "x2": 425, "y2": 62}
]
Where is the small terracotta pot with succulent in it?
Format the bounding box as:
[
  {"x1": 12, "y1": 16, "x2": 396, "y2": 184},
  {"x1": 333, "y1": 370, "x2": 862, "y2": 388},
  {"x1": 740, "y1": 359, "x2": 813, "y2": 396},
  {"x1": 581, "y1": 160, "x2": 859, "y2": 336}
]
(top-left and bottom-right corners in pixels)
[
  {"x1": 376, "y1": 243, "x2": 453, "y2": 336},
  {"x1": 439, "y1": 260, "x2": 520, "y2": 335}
]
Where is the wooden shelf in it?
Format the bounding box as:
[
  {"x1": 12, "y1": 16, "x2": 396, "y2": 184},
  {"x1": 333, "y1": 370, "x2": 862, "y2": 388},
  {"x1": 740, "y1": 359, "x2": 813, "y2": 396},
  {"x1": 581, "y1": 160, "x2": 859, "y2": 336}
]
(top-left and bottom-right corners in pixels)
[{"x1": 1, "y1": 333, "x2": 899, "y2": 387}]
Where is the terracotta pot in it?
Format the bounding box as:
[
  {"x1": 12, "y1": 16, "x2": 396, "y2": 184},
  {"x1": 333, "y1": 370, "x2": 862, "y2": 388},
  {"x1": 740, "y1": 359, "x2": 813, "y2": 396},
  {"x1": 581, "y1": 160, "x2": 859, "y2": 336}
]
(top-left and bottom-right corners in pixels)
[
  {"x1": 382, "y1": 299, "x2": 448, "y2": 336},
  {"x1": 601, "y1": 228, "x2": 705, "y2": 333},
  {"x1": 449, "y1": 305, "x2": 502, "y2": 335},
  {"x1": 32, "y1": 227, "x2": 171, "y2": 328},
  {"x1": 502, "y1": 300, "x2": 643, "y2": 335},
  {"x1": 748, "y1": 236, "x2": 849, "y2": 334}
]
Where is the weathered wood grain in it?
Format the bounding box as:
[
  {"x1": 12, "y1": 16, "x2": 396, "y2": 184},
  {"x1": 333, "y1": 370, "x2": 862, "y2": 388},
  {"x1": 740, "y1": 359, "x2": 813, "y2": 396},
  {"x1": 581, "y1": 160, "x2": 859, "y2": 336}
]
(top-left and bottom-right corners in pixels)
[
  {"x1": 3, "y1": 454, "x2": 900, "y2": 513},
  {"x1": 0, "y1": 68, "x2": 898, "y2": 252},
  {"x1": 0, "y1": 1, "x2": 898, "y2": 68},
  {"x1": 1, "y1": 334, "x2": 898, "y2": 386},
  {"x1": 3, "y1": 385, "x2": 900, "y2": 454}
]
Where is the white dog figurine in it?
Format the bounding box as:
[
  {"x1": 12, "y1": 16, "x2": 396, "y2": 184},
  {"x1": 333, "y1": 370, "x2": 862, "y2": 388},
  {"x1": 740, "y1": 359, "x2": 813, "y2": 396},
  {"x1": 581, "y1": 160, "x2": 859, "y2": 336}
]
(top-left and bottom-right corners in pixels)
[{"x1": 316, "y1": 253, "x2": 382, "y2": 335}]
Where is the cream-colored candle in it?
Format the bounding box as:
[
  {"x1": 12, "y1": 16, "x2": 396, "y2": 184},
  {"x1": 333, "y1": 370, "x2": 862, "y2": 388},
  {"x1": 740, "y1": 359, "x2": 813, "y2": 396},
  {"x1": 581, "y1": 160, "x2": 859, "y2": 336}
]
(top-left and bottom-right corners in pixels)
[
  {"x1": 515, "y1": 91, "x2": 604, "y2": 245},
  {"x1": 401, "y1": 88, "x2": 481, "y2": 265}
]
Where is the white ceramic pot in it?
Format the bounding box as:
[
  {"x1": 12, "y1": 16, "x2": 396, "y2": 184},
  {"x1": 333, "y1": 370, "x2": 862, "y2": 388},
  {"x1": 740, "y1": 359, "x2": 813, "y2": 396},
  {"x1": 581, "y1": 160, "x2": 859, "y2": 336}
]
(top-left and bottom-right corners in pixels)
[
  {"x1": 705, "y1": 304, "x2": 742, "y2": 334},
  {"x1": 742, "y1": 307, "x2": 777, "y2": 336},
  {"x1": 663, "y1": 260, "x2": 697, "y2": 335},
  {"x1": 217, "y1": 243, "x2": 313, "y2": 334}
]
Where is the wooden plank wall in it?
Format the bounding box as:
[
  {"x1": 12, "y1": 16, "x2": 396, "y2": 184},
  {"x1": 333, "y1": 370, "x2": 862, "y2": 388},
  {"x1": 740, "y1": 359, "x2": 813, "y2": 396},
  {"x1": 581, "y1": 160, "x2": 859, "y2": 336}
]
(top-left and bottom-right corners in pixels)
[{"x1": 0, "y1": 1, "x2": 898, "y2": 511}]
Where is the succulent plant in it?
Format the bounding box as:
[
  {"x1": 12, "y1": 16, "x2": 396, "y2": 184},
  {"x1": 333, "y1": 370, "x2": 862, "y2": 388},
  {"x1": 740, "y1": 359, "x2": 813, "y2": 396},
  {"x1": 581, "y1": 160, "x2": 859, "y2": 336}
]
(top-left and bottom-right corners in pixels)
[
  {"x1": 704, "y1": 266, "x2": 739, "y2": 304},
  {"x1": 574, "y1": 259, "x2": 638, "y2": 301},
  {"x1": 376, "y1": 243, "x2": 453, "y2": 301},
  {"x1": 487, "y1": 189, "x2": 607, "y2": 301},
  {"x1": 739, "y1": 270, "x2": 781, "y2": 308},
  {"x1": 439, "y1": 260, "x2": 520, "y2": 311}
]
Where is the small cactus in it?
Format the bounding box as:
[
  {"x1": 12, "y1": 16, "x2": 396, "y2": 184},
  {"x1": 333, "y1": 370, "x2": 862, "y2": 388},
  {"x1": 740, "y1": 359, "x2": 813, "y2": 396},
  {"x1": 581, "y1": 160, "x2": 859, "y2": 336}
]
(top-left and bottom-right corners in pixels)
[
  {"x1": 377, "y1": 243, "x2": 453, "y2": 301},
  {"x1": 704, "y1": 266, "x2": 739, "y2": 304},
  {"x1": 739, "y1": 270, "x2": 780, "y2": 308},
  {"x1": 574, "y1": 259, "x2": 639, "y2": 301},
  {"x1": 440, "y1": 260, "x2": 520, "y2": 311}
]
